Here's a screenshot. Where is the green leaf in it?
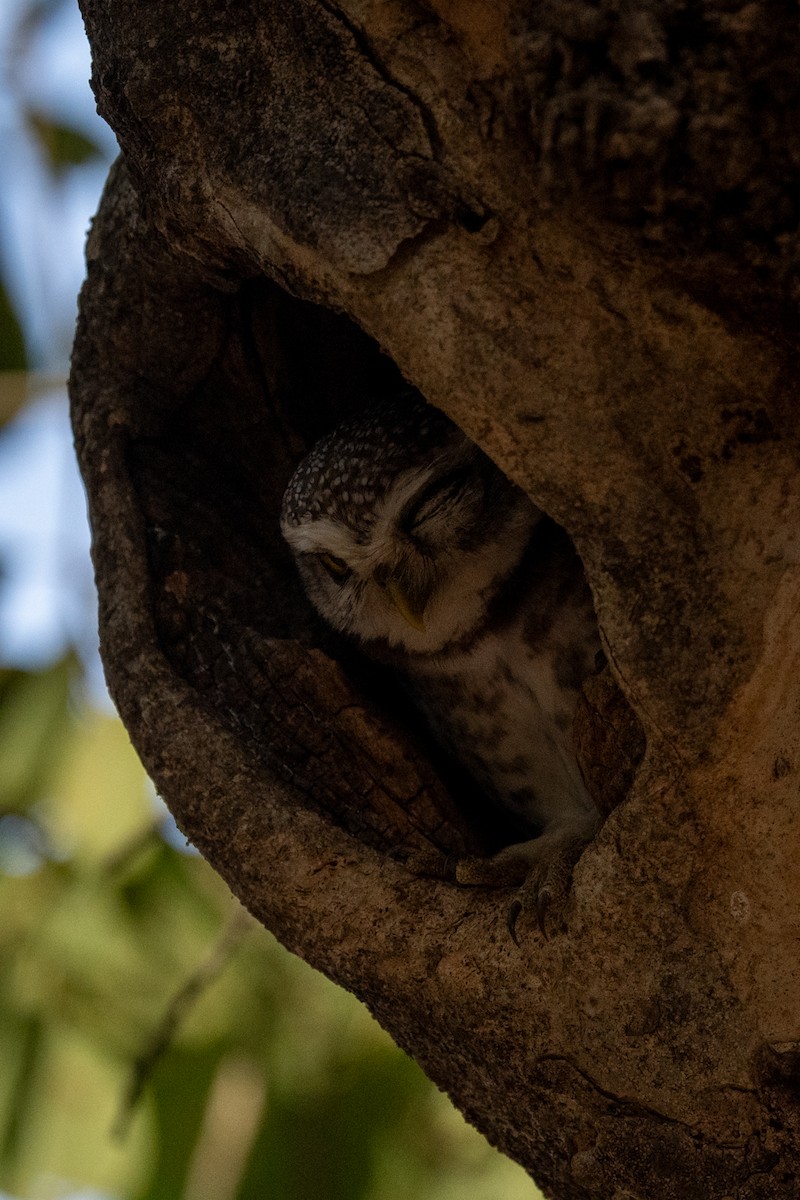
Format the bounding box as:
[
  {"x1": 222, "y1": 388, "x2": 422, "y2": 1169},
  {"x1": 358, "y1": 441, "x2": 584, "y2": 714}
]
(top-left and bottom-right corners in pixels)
[
  {"x1": 0, "y1": 372, "x2": 68, "y2": 427},
  {"x1": 138, "y1": 1045, "x2": 228, "y2": 1200},
  {"x1": 0, "y1": 1020, "x2": 151, "y2": 1198},
  {"x1": 26, "y1": 109, "x2": 103, "y2": 175},
  {"x1": 239, "y1": 1046, "x2": 423, "y2": 1200},
  {"x1": 0, "y1": 657, "x2": 77, "y2": 815},
  {"x1": 46, "y1": 707, "x2": 154, "y2": 863},
  {"x1": 0, "y1": 1011, "x2": 41, "y2": 1186},
  {"x1": 0, "y1": 285, "x2": 27, "y2": 371}
]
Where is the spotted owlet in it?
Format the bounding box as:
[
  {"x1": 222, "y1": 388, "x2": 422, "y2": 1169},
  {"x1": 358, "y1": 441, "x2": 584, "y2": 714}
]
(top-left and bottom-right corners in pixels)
[{"x1": 281, "y1": 395, "x2": 602, "y2": 934}]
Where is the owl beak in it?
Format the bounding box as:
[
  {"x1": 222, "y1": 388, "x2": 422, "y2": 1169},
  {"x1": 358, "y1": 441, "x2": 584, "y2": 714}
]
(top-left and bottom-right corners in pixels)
[{"x1": 385, "y1": 577, "x2": 427, "y2": 632}]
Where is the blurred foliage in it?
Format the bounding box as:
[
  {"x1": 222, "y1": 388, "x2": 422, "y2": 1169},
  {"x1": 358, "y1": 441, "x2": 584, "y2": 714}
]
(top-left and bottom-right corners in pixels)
[
  {"x1": 24, "y1": 111, "x2": 103, "y2": 177},
  {"x1": 0, "y1": 289, "x2": 27, "y2": 373},
  {"x1": 0, "y1": 656, "x2": 539, "y2": 1200}
]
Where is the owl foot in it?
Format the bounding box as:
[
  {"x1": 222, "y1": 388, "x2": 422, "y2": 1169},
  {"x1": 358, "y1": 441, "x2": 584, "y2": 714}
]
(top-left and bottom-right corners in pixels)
[
  {"x1": 455, "y1": 825, "x2": 595, "y2": 943},
  {"x1": 506, "y1": 838, "x2": 584, "y2": 943}
]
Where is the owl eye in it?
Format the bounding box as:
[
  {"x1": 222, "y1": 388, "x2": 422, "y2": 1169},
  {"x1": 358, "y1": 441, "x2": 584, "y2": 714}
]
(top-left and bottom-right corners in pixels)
[
  {"x1": 319, "y1": 552, "x2": 351, "y2": 581},
  {"x1": 403, "y1": 467, "x2": 476, "y2": 532}
]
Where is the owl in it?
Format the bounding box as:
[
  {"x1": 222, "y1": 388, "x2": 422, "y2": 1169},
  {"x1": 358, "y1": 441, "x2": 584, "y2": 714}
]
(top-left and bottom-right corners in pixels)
[{"x1": 281, "y1": 394, "x2": 602, "y2": 935}]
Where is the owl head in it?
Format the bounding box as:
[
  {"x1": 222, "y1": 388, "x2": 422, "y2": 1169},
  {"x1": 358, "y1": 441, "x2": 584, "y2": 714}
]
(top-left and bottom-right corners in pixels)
[{"x1": 281, "y1": 396, "x2": 541, "y2": 655}]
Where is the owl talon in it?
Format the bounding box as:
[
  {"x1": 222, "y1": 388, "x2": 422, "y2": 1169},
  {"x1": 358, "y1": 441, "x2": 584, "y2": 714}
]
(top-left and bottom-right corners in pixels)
[
  {"x1": 453, "y1": 822, "x2": 597, "y2": 941},
  {"x1": 442, "y1": 853, "x2": 461, "y2": 882},
  {"x1": 506, "y1": 898, "x2": 523, "y2": 946},
  {"x1": 506, "y1": 871, "x2": 564, "y2": 942}
]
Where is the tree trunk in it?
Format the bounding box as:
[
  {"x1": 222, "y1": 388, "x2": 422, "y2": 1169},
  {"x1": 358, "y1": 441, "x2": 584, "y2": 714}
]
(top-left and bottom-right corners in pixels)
[{"x1": 70, "y1": 2, "x2": 800, "y2": 1196}]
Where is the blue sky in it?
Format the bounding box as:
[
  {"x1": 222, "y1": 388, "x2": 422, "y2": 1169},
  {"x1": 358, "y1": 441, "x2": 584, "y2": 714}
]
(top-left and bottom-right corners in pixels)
[
  {"x1": 0, "y1": 0, "x2": 117, "y2": 363},
  {"x1": 0, "y1": 0, "x2": 116, "y2": 698}
]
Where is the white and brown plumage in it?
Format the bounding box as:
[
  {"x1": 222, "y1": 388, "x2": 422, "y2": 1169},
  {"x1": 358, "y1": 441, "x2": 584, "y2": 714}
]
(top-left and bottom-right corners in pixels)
[{"x1": 281, "y1": 395, "x2": 601, "y2": 933}]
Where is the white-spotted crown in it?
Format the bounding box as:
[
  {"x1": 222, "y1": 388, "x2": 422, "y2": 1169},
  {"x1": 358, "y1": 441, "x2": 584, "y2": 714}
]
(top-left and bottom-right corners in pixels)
[{"x1": 281, "y1": 396, "x2": 541, "y2": 655}]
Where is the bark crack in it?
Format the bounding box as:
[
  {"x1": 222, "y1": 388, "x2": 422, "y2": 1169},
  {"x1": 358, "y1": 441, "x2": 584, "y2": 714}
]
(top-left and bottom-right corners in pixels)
[{"x1": 315, "y1": 0, "x2": 444, "y2": 157}]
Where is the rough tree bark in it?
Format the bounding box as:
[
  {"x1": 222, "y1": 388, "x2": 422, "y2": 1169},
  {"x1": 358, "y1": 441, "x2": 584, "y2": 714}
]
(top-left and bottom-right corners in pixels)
[{"x1": 70, "y1": 2, "x2": 800, "y2": 1197}]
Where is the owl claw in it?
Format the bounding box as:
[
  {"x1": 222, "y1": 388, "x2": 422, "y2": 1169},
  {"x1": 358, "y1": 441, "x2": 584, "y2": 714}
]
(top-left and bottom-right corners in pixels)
[
  {"x1": 506, "y1": 898, "x2": 523, "y2": 946},
  {"x1": 506, "y1": 889, "x2": 552, "y2": 944},
  {"x1": 454, "y1": 822, "x2": 597, "y2": 942},
  {"x1": 509, "y1": 871, "x2": 563, "y2": 941}
]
